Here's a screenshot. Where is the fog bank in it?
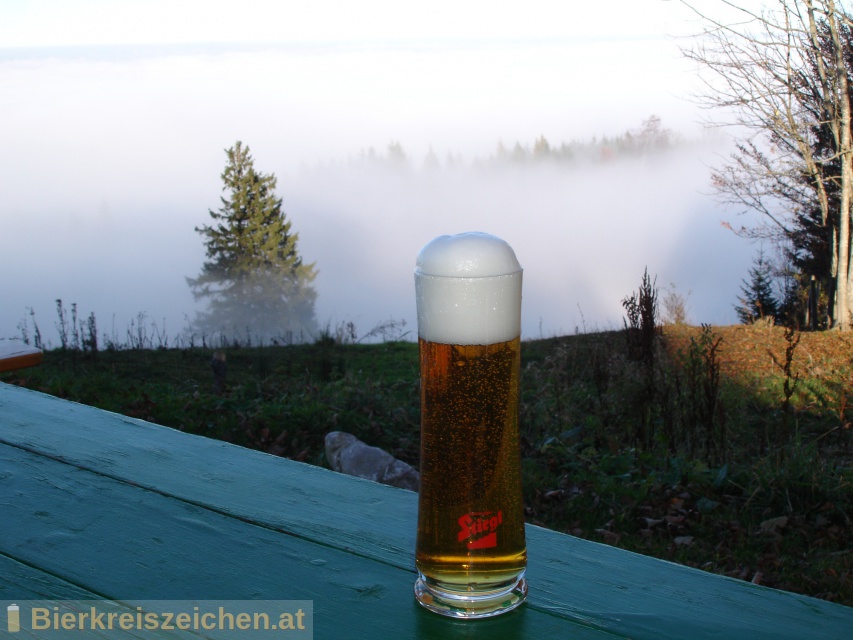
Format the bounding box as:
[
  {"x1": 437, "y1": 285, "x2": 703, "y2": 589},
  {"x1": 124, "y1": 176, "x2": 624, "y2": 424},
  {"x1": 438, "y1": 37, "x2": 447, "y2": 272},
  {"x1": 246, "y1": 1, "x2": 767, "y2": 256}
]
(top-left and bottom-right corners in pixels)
[
  {"x1": 1, "y1": 141, "x2": 756, "y2": 347},
  {"x1": 292, "y1": 144, "x2": 754, "y2": 341},
  {"x1": 0, "y1": 27, "x2": 758, "y2": 347}
]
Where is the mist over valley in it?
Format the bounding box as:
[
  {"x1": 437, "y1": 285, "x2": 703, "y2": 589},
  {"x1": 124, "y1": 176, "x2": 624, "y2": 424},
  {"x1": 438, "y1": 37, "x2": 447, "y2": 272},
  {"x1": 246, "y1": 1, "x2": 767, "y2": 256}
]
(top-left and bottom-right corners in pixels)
[
  {"x1": 0, "y1": 7, "x2": 761, "y2": 346},
  {"x1": 2, "y1": 132, "x2": 755, "y2": 347}
]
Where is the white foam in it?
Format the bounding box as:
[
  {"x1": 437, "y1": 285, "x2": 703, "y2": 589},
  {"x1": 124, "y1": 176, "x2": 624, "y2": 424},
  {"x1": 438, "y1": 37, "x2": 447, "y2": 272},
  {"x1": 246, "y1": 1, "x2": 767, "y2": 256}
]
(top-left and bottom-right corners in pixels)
[
  {"x1": 415, "y1": 232, "x2": 522, "y2": 345},
  {"x1": 415, "y1": 232, "x2": 522, "y2": 278}
]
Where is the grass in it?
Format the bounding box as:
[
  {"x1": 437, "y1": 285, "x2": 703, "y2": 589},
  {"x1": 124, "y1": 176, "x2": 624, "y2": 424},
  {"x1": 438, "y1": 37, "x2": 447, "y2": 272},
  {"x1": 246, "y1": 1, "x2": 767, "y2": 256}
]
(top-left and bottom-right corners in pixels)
[{"x1": 2, "y1": 323, "x2": 852, "y2": 606}]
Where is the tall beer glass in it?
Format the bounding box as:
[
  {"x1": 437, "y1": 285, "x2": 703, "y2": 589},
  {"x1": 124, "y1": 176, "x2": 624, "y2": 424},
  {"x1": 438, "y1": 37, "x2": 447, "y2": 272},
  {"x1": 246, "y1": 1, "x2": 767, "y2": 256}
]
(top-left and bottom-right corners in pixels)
[{"x1": 413, "y1": 232, "x2": 527, "y2": 618}]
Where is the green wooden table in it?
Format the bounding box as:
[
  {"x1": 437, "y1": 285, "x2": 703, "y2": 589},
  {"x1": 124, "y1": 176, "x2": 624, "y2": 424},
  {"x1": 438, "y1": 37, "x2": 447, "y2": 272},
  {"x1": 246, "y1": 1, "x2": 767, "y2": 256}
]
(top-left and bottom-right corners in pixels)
[{"x1": 0, "y1": 381, "x2": 850, "y2": 639}]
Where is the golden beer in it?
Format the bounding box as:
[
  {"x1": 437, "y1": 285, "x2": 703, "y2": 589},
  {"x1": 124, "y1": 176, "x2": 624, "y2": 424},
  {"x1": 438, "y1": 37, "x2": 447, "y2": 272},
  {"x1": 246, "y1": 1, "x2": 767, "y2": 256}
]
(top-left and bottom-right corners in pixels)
[{"x1": 413, "y1": 233, "x2": 527, "y2": 618}]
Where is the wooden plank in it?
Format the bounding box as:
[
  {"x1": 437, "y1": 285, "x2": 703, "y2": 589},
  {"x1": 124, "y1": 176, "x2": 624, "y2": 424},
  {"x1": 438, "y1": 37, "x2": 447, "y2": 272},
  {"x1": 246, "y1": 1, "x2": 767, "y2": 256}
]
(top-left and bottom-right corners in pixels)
[
  {"x1": 0, "y1": 555, "x2": 253, "y2": 640},
  {"x1": 1, "y1": 383, "x2": 852, "y2": 639},
  {"x1": 0, "y1": 344, "x2": 42, "y2": 372},
  {"x1": 0, "y1": 554, "x2": 102, "y2": 601},
  {"x1": 0, "y1": 384, "x2": 417, "y2": 565},
  {"x1": 0, "y1": 443, "x2": 620, "y2": 639}
]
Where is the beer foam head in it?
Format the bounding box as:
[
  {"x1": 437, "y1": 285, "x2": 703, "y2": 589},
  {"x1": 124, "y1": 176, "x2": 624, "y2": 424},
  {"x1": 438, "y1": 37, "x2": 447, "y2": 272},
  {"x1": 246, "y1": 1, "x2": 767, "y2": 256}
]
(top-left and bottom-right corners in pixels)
[
  {"x1": 415, "y1": 232, "x2": 522, "y2": 345},
  {"x1": 415, "y1": 232, "x2": 522, "y2": 278}
]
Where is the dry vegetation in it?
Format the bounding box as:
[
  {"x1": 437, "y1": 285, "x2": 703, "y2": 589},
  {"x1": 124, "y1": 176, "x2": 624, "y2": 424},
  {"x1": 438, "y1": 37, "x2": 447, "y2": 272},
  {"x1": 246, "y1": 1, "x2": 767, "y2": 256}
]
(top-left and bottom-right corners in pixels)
[{"x1": 664, "y1": 323, "x2": 853, "y2": 382}]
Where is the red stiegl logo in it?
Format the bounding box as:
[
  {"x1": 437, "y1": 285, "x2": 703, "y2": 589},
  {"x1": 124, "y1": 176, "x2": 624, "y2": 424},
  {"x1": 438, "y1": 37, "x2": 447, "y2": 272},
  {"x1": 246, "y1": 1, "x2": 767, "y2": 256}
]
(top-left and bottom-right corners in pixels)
[{"x1": 457, "y1": 511, "x2": 503, "y2": 549}]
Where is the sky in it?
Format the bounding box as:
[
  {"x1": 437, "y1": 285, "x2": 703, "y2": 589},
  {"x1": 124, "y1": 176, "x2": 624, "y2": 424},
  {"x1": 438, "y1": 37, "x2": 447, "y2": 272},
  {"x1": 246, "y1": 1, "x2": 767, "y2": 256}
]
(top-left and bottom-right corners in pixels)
[{"x1": 0, "y1": 0, "x2": 767, "y2": 346}]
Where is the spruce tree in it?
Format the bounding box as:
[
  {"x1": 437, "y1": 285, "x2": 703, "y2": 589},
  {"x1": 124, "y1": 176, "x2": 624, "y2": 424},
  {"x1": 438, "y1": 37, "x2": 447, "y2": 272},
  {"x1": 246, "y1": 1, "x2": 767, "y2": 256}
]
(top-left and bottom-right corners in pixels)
[
  {"x1": 734, "y1": 249, "x2": 779, "y2": 324},
  {"x1": 187, "y1": 141, "x2": 317, "y2": 342}
]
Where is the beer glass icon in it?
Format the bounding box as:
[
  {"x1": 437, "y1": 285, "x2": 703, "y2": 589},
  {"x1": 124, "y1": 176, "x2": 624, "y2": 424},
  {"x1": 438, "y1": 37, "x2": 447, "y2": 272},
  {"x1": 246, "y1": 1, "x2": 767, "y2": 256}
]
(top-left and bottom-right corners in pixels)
[
  {"x1": 7, "y1": 604, "x2": 20, "y2": 632},
  {"x1": 413, "y1": 232, "x2": 528, "y2": 618}
]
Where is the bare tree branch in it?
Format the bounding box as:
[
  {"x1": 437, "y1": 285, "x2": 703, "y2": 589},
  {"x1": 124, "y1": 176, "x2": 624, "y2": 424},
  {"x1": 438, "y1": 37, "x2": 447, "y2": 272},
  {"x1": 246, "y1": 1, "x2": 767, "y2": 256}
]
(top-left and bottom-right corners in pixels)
[{"x1": 679, "y1": 0, "x2": 853, "y2": 328}]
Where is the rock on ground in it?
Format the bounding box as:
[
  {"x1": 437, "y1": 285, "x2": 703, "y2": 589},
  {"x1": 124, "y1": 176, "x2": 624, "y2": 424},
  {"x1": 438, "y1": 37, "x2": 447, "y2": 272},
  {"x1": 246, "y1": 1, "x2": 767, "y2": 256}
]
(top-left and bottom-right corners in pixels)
[{"x1": 324, "y1": 431, "x2": 419, "y2": 492}]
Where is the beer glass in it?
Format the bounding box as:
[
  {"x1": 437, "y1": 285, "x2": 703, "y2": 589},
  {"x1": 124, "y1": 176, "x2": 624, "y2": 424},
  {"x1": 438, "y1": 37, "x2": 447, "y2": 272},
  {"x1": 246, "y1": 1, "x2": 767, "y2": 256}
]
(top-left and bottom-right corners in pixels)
[{"x1": 413, "y1": 232, "x2": 527, "y2": 618}]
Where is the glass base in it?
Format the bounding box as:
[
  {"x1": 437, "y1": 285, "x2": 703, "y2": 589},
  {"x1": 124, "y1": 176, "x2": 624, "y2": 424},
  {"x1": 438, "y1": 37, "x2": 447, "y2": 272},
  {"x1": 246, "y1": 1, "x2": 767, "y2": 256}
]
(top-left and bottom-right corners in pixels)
[{"x1": 414, "y1": 571, "x2": 527, "y2": 619}]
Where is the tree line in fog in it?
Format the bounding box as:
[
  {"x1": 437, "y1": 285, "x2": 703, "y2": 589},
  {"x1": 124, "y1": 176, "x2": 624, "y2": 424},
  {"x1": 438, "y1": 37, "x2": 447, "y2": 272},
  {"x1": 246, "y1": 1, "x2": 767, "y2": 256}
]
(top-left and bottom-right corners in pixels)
[{"x1": 335, "y1": 115, "x2": 682, "y2": 172}]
